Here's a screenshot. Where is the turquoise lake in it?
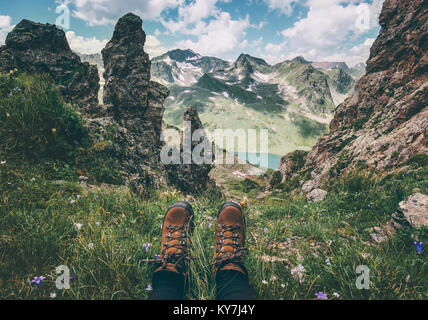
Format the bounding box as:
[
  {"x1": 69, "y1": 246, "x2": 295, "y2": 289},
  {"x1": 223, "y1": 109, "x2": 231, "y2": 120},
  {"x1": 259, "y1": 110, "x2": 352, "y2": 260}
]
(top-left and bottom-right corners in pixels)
[{"x1": 234, "y1": 153, "x2": 282, "y2": 170}]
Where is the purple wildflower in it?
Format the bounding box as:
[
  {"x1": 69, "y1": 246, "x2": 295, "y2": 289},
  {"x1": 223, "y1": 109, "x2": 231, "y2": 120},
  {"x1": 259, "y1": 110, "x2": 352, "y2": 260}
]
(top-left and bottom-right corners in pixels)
[
  {"x1": 145, "y1": 284, "x2": 153, "y2": 291},
  {"x1": 76, "y1": 195, "x2": 81, "y2": 200},
  {"x1": 31, "y1": 276, "x2": 46, "y2": 287},
  {"x1": 315, "y1": 292, "x2": 328, "y2": 300},
  {"x1": 155, "y1": 254, "x2": 161, "y2": 261},
  {"x1": 414, "y1": 241, "x2": 423, "y2": 254},
  {"x1": 208, "y1": 223, "x2": 213, "y2": 229},
  {"x1": 143, "y1": 243, "x2": 152, "y2": 252}
]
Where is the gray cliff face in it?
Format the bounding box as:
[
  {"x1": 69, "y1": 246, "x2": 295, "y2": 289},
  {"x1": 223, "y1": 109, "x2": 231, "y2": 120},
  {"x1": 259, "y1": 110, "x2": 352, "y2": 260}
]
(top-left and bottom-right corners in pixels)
[
  {"x1": 270, "y1": 0, "x2": 428, "y2": 193},
  {"x1": 0, "y1": 19, "x2": 100, "y2": 114}
]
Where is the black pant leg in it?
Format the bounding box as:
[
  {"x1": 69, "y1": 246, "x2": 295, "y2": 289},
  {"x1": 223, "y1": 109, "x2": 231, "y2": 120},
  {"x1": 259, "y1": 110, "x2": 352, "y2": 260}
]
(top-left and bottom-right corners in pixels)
[
  {"x1": 148, "y1": 270, "x2": 186, "y2": 300},
  {"x1": 216, "y1": 270, "x2": 258, "y2": 300}
]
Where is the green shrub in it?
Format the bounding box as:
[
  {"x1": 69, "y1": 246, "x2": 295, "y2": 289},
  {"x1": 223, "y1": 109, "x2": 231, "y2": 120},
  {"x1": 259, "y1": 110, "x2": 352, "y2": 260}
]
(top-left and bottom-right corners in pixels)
[
  {"x1": 0, "y1": 73, "x2": 87, "y2": 161},
  {"x1": 405, "y1": 154, "x2": 428, "y2": 168}
]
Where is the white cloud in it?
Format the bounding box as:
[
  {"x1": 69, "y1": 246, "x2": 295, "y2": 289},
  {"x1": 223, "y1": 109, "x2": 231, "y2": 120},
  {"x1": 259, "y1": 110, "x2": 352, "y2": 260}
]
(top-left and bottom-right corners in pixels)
[
  {"x1": 239, "y1": 39, "x2": 249, "y2": 50},
  {"x1": 251, "y1": 36, "x2": 263, "y2": 47},
  {"x1": 66, "y1": 30, "x2": 167, "y2": 58},
  {"x1": 0, "y1": 15, "x2": 14, "y2": 45},
  {"x1": 273, "y1": 0, "x2": 385, "y2": 66},
  {"x1": 159, "y1": 0, "x2": 253, "y2": 56},
  {"x1": 66, "y1": 31, "x2": 108, "y2": 54},
  {"x1": 145, "y1": 35, "x2": 169, "y2": 58},
  {"x1": 175, "y1": 12, "x2": 250, "y2": 56},
  {"x1": 62, "y1": 0, "x2": 184, "y2": 26},
  {"x1": 263, "y1": 0, "x2": 298, "y2": 15},
  {"x1": 178, "y1": 0, "x2": 219, "y2": 24}
]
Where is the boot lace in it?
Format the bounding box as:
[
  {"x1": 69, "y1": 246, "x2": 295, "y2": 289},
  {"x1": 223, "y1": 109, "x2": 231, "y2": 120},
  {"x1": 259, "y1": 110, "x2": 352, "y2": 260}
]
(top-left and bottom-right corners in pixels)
[
  {"x1": 159, "y1": 224, "x2": 190, "y2": 269},
  {"x1": 213, "y1": 224, "x2": 248, "y2": 269}
]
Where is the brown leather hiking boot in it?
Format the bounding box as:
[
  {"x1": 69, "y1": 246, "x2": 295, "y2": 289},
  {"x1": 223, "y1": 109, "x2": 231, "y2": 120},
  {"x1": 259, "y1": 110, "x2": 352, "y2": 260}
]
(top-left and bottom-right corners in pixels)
[
  {"x1": 155, "y1": 201, "x2": 194, "y2": 275},
  {"x1": 213, "y1": 202, "x2": 249, "y2": 278}
]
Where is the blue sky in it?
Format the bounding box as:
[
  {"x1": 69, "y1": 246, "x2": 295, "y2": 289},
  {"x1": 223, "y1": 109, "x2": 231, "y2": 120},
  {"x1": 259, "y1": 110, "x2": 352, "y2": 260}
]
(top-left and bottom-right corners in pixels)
[{"x1": 0, "y1": 0, "x2": 384, "y2": 66}]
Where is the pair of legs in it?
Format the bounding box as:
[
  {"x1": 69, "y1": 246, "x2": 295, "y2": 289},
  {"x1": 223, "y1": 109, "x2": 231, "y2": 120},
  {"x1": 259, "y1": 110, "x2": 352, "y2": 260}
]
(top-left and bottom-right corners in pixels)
[{"x1": 148, "y1": 201, "x2": 257, "y2": 300}]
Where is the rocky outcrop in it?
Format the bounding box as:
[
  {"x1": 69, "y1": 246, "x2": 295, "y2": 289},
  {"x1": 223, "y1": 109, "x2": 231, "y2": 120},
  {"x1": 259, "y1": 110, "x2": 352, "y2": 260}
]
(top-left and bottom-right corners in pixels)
[
  {"x1": 100, "y1": 13, "x2": 170, "y2": 193},
  {"x1": 395, "y1": 193, "x2": 428, "y2": 228},
  {"x1": 0, "y1": 19, "x2": 100, "y2": 114},
  {"x1": 307, "y1": 189, "x2": 328, "y2": 203},
  {"x1": 367, "y1": 193, "x2": 427, "y2": 243},
  {"x1": 272, "y1": 0, "x2": 428, "y2": 193},
  {"x1": 166, "y1": 106, "x2": 217, "y2": 195}
]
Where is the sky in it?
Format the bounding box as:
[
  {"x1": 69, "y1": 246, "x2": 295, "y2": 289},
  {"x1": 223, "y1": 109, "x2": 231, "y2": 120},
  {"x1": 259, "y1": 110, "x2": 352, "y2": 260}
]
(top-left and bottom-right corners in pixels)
[{"x1": 0, "y1": 0, "x2": 385, "y2": 67}]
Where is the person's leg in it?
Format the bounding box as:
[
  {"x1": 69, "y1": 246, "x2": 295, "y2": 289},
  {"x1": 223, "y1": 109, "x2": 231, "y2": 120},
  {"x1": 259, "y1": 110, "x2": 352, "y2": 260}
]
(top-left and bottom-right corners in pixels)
[
  {"x1": 213, "y1": 202, "x2": 257, "y2": 300},
  {"x1": 148, "y1": 201, "x2": 194, "y2": 300},
  {"x1": 149, "y1": 270, "x2": 186, "y2": 300},
  {"x1": 216, "y1": 270, "x2": 257, "y2": 300}
]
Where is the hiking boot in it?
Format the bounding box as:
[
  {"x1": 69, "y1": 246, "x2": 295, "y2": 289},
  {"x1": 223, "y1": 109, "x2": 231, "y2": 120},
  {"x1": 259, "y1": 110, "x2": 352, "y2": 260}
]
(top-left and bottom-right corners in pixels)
[
  {"x1": 155, "y1": 201, "x2": 194, "y2": 275},
  {"x1": 213, "y1": 202, "x2": 249, "y2": 278}
]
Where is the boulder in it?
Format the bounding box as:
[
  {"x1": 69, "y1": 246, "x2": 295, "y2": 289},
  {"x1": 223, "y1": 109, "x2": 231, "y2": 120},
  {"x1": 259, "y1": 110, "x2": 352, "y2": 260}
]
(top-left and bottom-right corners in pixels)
[
  {"x1": 396, "y1": 193, "x2": 428, "y2": 228},
  {"x1": 307, "y1": 188, "x2": 328, "y2": 203}
]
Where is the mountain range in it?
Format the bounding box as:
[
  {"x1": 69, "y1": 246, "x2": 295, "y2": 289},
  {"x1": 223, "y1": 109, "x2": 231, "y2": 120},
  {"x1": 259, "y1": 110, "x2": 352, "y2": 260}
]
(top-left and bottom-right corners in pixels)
[{"x1": 79, "y1": 49, "x2": 365, "y2": 157}]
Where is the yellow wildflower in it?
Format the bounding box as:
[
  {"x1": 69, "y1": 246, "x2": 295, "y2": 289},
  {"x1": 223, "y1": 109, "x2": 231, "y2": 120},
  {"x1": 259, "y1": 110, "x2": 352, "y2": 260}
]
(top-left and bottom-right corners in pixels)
[
  {"x1": 52, "y1": 128, "x2": 57, "y2": 133},
  {"x1": 240, "y1": 197, "x2": 248, "y2": 210}
]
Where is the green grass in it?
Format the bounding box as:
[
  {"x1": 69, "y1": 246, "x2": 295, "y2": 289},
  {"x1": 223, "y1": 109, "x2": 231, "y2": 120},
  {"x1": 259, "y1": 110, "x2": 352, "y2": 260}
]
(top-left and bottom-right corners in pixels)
[
  {"x1": 0, "y1": 157, "x2": 426, "y2": 300},
  {"x1": 0, "y1": 72, "x2": 426, "y2": 300}
]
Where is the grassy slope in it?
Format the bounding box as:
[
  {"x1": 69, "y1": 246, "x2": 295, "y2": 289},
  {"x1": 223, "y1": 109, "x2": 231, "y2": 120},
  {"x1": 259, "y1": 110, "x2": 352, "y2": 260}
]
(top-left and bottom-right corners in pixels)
[
  {"x1": 1, "y1": 73, "x2": 426, "y2": 300},
  {"x1": 0, "y1": 157, "x2": 427, "y2": 300}
]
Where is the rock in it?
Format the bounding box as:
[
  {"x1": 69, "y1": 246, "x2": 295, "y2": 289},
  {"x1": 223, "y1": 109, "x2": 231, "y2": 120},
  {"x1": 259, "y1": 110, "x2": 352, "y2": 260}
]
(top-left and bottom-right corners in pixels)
[
  {"x1": 397, "y1": 193, "x2": 428, "y2": 228},
  {"x1": 307, "y1": 188, "x2": 328, "y2": 203},
  {"x1": 267, "y1": 150, "x2": 308, "y2": 190},
  {"x1": 102, "y1": 13, "x2": 153, "y2": 116},
  {"x1": 274, "y1": 0, "x2": 428, "y2": 189},
  {"x1": 101, "y1": 13, "x2": 170, "y2": 193},
  {"x1": 0, "y1": 19, "x2": 100, "y2": 114},
  {"x1": 166, "y1": 106, "x2": 217, "y2": 195}
]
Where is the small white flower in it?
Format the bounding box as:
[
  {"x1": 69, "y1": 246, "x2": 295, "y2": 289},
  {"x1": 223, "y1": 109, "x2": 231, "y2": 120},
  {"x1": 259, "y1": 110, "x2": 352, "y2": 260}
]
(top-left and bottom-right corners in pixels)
[
  {"x1": 145, "y1": 284, "x2": 153, "y2": 291},
  {"x1": 1, "y1": 160, "x2": 6, "y2": 165},
  {"x1": 70, "y1": 199, "x2": 76, "y2": 204},
  {"x1": 270, "y1": 276, "x2": 278, "y2": 282},
  {"x1": 88, "y1": 243, "x2": 94, "y2": 249},
  {"x1": 96, "y1": 222, "x2": 101, "y2": 226},
  {"x1": 333, "y1": 292, "x2": 340, "y2": 298},
  {"x1": 280, "y1": 284, "x2": 286, "y2": 288},
  {"x1": 50, "y1": 292, "x2": 57, "y2": 299},
  {"x1": 405, "y1": 275, "x2": 411, "y2": 283},
  {"x1": 291, "y1": 264, "x2": 305, "y2": 283},
  {"x1": 263, "y1": 227, "x2": 268, "y2": 233},
  {"x1": 361, "y1": 252, "x2": 370, "y2": 259},
  {"x1": 75, "y1": 223, "x2": 83, "y2": 231},
  {"x1": 262, "y1": 280, "x2": 268, "y2": 285}
]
